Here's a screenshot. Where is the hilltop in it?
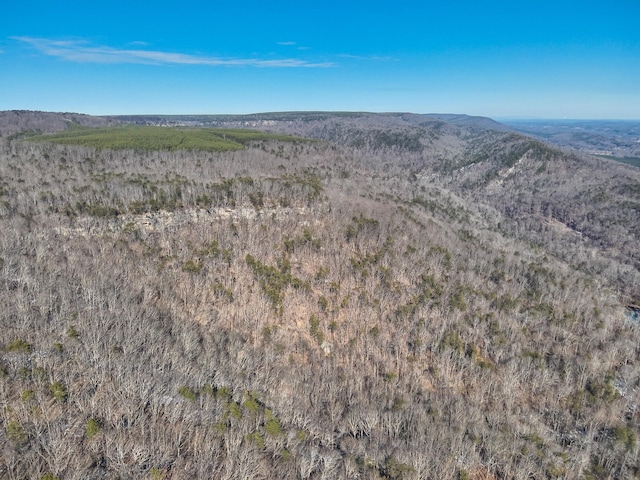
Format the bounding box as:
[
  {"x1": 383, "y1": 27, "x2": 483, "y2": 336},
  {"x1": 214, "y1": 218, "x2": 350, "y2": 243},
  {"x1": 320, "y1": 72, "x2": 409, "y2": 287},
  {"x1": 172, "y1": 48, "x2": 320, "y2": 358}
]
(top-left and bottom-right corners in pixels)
[
  {"x1": 505, "y1": 119, "x2": 640, "y2": 164},
  {"x1": 0, "y1": 110, "x2": 117, "y2": 138},
  {"x1": 0, "y1": 110, "x2": 639, "y2": 479}
]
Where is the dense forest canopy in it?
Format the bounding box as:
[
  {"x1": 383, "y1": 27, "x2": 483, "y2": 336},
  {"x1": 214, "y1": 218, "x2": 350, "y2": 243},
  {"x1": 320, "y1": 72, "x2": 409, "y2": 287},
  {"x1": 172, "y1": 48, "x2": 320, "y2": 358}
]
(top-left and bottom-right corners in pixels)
[
  {"x1": 0, "y1": 110, "x2": 639, "y2": 479},
  {"x1": 26, "y1": 125, "x2": 306, "y2": 152}
]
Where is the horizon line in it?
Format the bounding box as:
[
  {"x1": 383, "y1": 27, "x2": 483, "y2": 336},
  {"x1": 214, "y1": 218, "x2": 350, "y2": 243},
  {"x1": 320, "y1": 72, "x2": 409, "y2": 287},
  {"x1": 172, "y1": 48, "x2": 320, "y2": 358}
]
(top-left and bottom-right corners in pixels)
[{"x1": 2, "y1": 108, "x2": 639, "y2": 122}]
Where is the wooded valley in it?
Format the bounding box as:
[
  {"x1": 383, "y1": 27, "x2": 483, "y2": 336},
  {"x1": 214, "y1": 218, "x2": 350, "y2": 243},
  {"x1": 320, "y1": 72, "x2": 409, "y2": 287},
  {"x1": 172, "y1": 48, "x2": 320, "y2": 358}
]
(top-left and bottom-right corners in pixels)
[{"x1": 0, "y1": 111, "x2": 639, "y2": 479}]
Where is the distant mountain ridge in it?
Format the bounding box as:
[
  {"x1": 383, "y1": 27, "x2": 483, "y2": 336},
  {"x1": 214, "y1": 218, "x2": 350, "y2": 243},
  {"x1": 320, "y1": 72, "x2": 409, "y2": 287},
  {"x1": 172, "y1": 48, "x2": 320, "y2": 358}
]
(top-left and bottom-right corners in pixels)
[
  {"x1": 0, "y1": 109, "x2": 515, "y2": 142},
  {"x1": 107, "y1": 111, "x2": 514, "y2": 132},
  {"x1": 0, "y1": 110, "x2": 117, "y2": 138}
]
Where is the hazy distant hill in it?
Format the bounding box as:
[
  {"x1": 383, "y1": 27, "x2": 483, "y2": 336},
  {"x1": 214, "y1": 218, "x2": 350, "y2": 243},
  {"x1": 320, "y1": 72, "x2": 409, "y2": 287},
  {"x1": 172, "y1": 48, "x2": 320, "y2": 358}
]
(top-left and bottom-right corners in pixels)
[
  {"x1": 505, "y1": 119, "x2": 640, "y2": 163},
  {"x1": 0, "y1": 110, "x2": 118, "y2": 138},
  {"x1": 1, "y1": 110, "x2": 639, "y2": 479}
]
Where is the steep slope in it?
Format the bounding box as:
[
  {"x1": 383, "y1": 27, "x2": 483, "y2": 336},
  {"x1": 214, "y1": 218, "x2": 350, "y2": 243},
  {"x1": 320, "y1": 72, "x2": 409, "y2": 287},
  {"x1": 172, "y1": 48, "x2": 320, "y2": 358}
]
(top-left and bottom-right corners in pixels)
[
  {"x1": 425, "y1": 113, "x2": 513, "y2": 132},
  {"x1": 423, "y1": 134, "x2": 640, "y2": 302},
  {"x1": 223, "y1": 112, "x2": 640, "y2": 301}
]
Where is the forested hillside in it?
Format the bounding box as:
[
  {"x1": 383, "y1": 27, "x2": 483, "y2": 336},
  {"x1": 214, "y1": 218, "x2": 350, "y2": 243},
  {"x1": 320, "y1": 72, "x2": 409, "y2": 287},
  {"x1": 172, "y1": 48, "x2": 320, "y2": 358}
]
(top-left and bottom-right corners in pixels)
[{"x1": 0, "y1": 111, "x2": 639, "y2": 479}]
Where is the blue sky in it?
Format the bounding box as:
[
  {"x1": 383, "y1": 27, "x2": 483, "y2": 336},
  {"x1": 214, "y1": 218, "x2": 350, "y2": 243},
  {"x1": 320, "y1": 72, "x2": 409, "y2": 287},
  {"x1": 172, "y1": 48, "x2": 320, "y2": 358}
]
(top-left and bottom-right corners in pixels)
[{"x1": 1, "y1": 1, "x2": 639, "y2": 118}]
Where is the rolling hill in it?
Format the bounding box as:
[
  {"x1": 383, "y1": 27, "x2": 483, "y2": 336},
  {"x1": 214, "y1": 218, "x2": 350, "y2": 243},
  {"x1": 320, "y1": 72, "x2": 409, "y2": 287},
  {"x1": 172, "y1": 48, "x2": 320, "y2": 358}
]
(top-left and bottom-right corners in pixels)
[{"x1": 0, "y1": 110, "x2": 638, "y2": 479}]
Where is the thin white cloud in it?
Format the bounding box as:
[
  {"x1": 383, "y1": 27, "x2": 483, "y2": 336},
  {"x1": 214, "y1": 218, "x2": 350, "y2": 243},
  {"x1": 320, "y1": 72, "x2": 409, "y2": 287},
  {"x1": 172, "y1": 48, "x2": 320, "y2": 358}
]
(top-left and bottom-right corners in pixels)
[
  {"x1": 338, "y1": 53, "x2": 396, "y2": 62},
  {"x1": 14, "y1": 37, "x2": 335, "y2": 68},
  {"x1": 276, "y1": 42, "x2": 312, "y2": 51}
]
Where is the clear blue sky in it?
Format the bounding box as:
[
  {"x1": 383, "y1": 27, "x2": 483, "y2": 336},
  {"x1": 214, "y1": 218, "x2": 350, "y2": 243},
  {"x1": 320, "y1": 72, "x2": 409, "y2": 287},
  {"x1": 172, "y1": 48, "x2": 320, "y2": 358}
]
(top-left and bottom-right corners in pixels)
[{"x1": 1, "y1": 1, "x2": 638, "y2": 119}]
